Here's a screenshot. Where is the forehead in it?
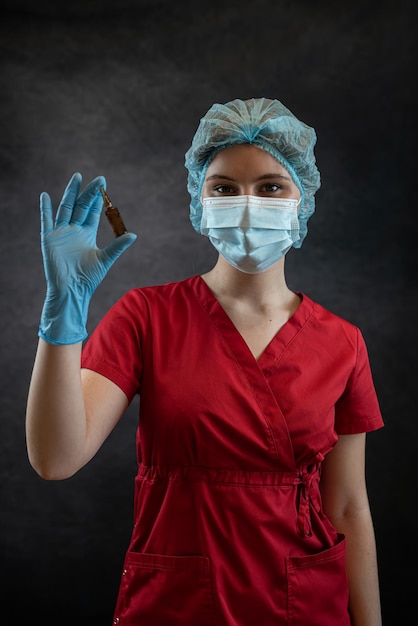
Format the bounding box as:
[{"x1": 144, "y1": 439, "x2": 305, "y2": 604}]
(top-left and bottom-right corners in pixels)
[{"x1": 205, "y1": 143, "x2": 290, "y2": 177}]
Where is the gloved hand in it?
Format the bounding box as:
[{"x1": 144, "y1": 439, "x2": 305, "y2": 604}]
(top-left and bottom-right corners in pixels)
[{"x1": 39, "y1": 172, "x2": 137, "y2": 345}]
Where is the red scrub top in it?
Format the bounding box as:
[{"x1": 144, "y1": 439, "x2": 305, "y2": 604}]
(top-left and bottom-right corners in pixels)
[{"x1": 81, "y1": 275, "x2": 383, "y2": 626}]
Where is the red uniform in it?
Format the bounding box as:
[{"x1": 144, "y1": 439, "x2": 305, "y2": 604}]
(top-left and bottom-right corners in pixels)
[{"x1": 81, "y1": 275, "x2": 383, "y2": 626}]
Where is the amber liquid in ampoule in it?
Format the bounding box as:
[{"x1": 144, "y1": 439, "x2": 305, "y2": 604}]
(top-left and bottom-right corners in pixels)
[{"x1": 100, "y1": 187, "x2": 128, "y2": 237}]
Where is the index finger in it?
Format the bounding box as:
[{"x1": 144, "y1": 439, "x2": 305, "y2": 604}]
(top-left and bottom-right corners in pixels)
[{"x1": 71, "y1": 176, "x2": 106, "y2": 225}]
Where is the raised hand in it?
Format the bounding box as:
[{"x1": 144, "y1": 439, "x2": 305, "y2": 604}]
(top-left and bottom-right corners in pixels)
[{"x1": 39, "y1": 172, "x2": 137, "y2": 344}]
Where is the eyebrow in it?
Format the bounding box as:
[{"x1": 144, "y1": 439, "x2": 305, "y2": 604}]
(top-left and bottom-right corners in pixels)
[{"x1": 205, "y1": 173, "x2": 292, "y2": 182}]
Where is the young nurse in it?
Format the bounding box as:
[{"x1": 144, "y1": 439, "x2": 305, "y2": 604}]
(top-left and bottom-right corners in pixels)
[{"x1": 26, "y1": 98, "x2": 384, "y2": 625}]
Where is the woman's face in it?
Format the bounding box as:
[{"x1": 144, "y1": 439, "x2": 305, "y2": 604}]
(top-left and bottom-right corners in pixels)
[{"x1": 201, "y1": 143, "x2": 301, "y2": 202}]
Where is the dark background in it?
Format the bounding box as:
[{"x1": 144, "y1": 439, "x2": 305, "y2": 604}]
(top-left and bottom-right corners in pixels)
[{"x1": 1, "y1": 1, "x2": 416, "y2": 624}]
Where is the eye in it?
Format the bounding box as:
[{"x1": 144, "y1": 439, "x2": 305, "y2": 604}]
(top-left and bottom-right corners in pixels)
[
  {"x1": 260, "y1": 183, "x2": 281, "y2": 193},
  {"x1": 213, "y1": 184, "x2": 235, "y2": 194}
]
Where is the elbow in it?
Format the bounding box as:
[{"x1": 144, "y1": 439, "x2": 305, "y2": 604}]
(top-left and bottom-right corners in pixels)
[
  {"x1": 27, "y1": 451, "x2": 79, "y2": 481},
  {"x1": 324, "y1": 503, "x2": 373, "y2": 534},
  {"x1": 33, "y1": 466, "x2": 76, "y2": 481}
]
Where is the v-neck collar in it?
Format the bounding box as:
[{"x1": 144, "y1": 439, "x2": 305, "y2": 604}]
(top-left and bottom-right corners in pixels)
[
  {"x1": 189, "y1": 274, "x2": 314, "y2": 374},
  {"x1": 189, "y1": 274, "x2": 315, "y2": 470}
]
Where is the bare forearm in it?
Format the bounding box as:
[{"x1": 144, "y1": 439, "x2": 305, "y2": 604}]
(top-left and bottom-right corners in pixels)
[
  {"x1": 26, "y1": 339, "x2": 87, "y2": 479},
  {"x1": 332, "y1": 509, "x2": 382, "y2": 626}
]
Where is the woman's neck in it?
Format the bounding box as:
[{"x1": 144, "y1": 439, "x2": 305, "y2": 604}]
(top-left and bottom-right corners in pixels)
[{"x1": 201, "y1": 255, "x2": 295, "y2": 311}]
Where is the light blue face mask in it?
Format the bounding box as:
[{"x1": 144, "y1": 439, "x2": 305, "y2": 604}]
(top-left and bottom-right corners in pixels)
[{"x1": 201, "y1": 195, "x2": 300, "y2": 274}]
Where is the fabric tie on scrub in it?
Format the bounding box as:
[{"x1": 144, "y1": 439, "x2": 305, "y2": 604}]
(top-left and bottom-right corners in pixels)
[{"x1": 201, "y1": 195, "x2": 300, "y2": 273}]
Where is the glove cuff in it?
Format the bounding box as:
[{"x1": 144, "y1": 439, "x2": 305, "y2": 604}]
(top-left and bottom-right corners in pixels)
[{"x1": 38, "y1": 290, "x2": 90, "y2": 345}]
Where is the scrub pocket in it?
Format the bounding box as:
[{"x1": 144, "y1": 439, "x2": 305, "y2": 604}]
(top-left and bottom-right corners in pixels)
[
  {"x1": 286, "y1": 535, "x2": 350, "y2": 626},
  {"x1": 112, "y1": 552, "x2": 217, "y2": 626}
]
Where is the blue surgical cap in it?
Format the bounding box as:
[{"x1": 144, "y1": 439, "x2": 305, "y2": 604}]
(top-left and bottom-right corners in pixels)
[{"x1": 184, "y1": 97, "x2": 321, "y2": 248}]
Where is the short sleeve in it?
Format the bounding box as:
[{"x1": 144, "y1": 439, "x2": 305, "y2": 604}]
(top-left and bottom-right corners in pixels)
[
  {"x1": 81, "y1": 290, "x2": 145, "y2": 403},
  {"x1": 334, "y1": 328, "x2": 384, "y2": 434}
]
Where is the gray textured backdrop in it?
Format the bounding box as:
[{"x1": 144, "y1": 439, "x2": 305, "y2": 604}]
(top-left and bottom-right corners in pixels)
[{"x1": 1, "y1": 0, "x2": 416, "y2": 624}]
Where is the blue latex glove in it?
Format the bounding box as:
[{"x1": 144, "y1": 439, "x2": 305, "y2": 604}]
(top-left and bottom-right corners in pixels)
[{"x1": 39, "y1": 172, "x2": 137, "y2": 345}]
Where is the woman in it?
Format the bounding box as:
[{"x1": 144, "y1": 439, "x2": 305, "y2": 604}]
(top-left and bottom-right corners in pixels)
[{"x1": 26, "y1": 98, "x2": 383, "y2": 625}]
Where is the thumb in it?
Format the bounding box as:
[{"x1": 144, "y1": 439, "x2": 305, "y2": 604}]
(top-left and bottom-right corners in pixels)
[{"x1": 100, "y1": 232, "x2": 137, "y2": 266}]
